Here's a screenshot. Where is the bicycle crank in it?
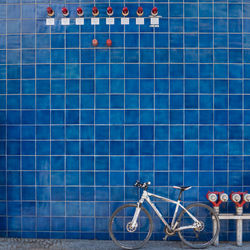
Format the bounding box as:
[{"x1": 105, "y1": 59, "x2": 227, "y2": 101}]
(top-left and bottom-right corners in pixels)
[{"x1": 164, "y1": 225, "x2": 176, "y2": 236}]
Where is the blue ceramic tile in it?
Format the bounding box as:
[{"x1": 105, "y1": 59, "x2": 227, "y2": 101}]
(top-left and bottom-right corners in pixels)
[
  {"x1": 66, "y1": 34, "x2": 79, "y2": 48},
  {"x1": 229, "y1": 4, "x2": 242, "y2": 17},
  {"x1": 170, "y1": 3, "x2": 183, "y2": 17},
  {"x1": 214, "y1": 3, "x2": 227, "y2": 17},
  {"x1": 214, "y1": 49, "x2": 228, "y2": 63},
  {"x1": 199, "y1": 34, "x2": 213, "y2": 48},
  {"x1": 230, "y1": 19, "x2": 242, "y2": 33},
  {"x1": 170, "y1": 49, "x2": 182, "y2": 63},
  {"x1": 215, "y1": 19, "x2": 227, "y2": 32},
  {"x1": 22, "y1": 20, "x2": 35, "y2": 33},
  {"x1": 22, "y1": 34, "x2": 35, "y2": 48},
  {"x1": 170, "y1": 19, "x2": 183, "y2": 32},
  {"x1": 200, "y1": 4, "x2": 212, "y2": 17},
  {"x1": 170, "y1": 34, "x2": 183, "y2": 48},
  {"x1": 140, "y1": 95, "x2": 153, "y2": 109},
  {"x1": 8, "y1": 217, "x2": 21, "y2": 231},
  {"x1": 22, "y1": 186, "x2": 35, "y2": 200},
  {"x1": 7, "y1": 20, "x2": 20, "y2": 34},
  {"x1": 96, "y1": 95, "x2": 109, "y2": 109},
  {"x1": 8, "y1": 201, "x2": 20, "y2": 216},
  {"x1": 37, "y1": 217, "x2": 50, "y2": 231},
  {"x1": 185, "y1": 4, "x2": 198, "y2": 17},
  {"x1": 7, "y1": 5, "x2": 20, "y2": 19},
  {"x1": 155, "y1": 172, "x2": 168, "y2": 186},
  {"x1": 22, "y1": 65, "x2": 35, "y2": 79},
  {"x1": 37, "y1": 187, "x2": 50, "y2": 200},
  {"x1": 229, "y1": 34, "x2": 242, "y2": 48},
  {"x1": 0, "y1": 5, "x2": 6, "y2": 19},
  {"x1": 22, "y1": 4, "x2": 35, "y2": 18},
  {"x1": 170, "y1": 126, "x2": 183, "y2": 140},
  {"x1": 155, "y1": 80, "x2": 169, "y2": 93},
  {"x1": 0, "y1": 20, "x2": 6, "y2": 34}
]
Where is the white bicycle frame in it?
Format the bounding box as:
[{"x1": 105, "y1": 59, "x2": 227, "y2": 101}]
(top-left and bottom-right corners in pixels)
[{"x1": 131, "y1": 190, "x2": 200, "y2": 232}]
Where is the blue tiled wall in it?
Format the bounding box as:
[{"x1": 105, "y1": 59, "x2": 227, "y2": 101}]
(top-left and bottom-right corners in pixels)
[{"x1": 1, "y1": 0, "x2": 250, "y2": 241}]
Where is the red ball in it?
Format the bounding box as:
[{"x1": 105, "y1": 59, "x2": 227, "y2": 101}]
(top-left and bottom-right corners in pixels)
[
  {"x1": 106, "y1": 39, "x2": 112, "y2": 47},
  {"x1": 92, "y1": 39, "x2": 98, "y2": 47}
]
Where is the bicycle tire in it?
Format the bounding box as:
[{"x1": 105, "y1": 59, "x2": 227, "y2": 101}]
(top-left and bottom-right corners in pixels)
[
  {"x1": 177, "y1": 203, "x2": 220, "y2": 249},
  {"x1": 109, "y1": 204, "x2": 153, "y2": 249}
]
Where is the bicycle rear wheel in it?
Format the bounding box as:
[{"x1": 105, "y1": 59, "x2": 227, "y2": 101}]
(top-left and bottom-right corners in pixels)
[
  {"x1": 109, "y1": 204, "x2": 153, "y2": 249},
  {"x1": 177, "y1": 203, "x2": 220, "y2": 249}
]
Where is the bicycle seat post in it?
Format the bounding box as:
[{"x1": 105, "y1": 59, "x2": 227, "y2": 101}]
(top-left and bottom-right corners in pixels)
[
  {"x1": 178, "y1": 190, "x2": 183, "y2": 201},
  {"x1": 173, "y1": 186, "x2": 192, "y2": 201}
]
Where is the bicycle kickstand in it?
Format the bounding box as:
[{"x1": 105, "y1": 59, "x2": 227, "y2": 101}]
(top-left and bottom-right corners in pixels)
[{"x1": 163, "y1": 235, "x2": 168, "y2": 241}]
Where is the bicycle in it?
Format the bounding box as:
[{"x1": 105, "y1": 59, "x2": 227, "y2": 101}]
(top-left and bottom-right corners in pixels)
[{"x1": 109, "y1": 181, "x2": 220, "y2": 249}]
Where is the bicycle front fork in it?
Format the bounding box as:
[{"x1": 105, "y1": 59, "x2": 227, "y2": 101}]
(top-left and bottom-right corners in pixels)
[{"x1": 131, "y1": 203, "x2": 142, "y2": 228}]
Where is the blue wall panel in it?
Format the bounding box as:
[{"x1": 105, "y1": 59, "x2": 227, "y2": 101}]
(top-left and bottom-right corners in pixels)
[{"x1": 0, "y1": 0, "x2": 250, "y2": 241}]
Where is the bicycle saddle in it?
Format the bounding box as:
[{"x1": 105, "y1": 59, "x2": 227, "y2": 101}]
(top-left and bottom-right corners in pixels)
[{"x1": 173, "y1": 186, "x2": 192, "y2": 191}]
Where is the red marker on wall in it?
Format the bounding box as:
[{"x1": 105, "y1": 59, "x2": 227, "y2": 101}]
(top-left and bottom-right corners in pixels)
[
  {"x1": 137, "y1": 7, "x2": 143, "y2": 16},
  {"x1": 122, "y1": 7, "x2": 129, "y2": 16},
  {"x1": 62, "y1": 7, "x2": 69, "y2": 17},
  {"x1": 92, "y1": 6, "x2": 99, "y2": 16},
  {"x1": 151, "y1": 7, "x2": 158, "y2": 16},
  {"x1": 77, "y1": 7, "x2": 84, "y2": 17},
  {"x1": 107, "y1": 6, "x2": 113, "y2": 16},
  {"x1": 106, "y1": 39, "x2": 112, "y2": 47},
  {"x1": 47, "y1": 7, "x2": 54, "y2": 17},
  {"x1": 92, "y1": 39, "x2": 98, "y2": 47}
]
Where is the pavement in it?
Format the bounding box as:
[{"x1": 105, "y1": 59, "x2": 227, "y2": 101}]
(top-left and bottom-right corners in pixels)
[{"x1": 0, "y1": 239, "x2": 249, "y2": 250}]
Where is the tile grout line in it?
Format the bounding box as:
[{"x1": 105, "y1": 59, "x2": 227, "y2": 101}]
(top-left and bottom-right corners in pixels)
[
  {"x1": 79, "y1": 0, "x2": 82, "y2": 239},
  {"x1": 93, "y1": 0, "x2": 96, "y2": 239},
  {"x1": 64, "y1": 0, "x2": 67, "y2": 238},
  {"x1": 242, "y1": 0, "x2": 244, "y2": 193},
  {"x1": 34, "y1": 0, "x2": 38, "y2": 238},
  {"x1": 212, "y1": 0, "x2": 215, "y2": 192},
  {"x1": 108, "y1": 0, "x2": 111, "y2": 233},
  {"x1": 123, "y1": 0, "x2": 126, "y2": 240},
  {"x1": 167, "y1": 0, "x2": 170, "y2": 216},
  {"x1": 5, "y1": 0, "x2": 7, "y2": 238},
  {"x1": 19, "y1": 0, "x2": 23, "y2": 237},
  {"x1": 197, "y1": 0, "x2": 201, "y2": 201},
  {"x1": 48, "y1": 0, "x2": 52, "y2": 240}
]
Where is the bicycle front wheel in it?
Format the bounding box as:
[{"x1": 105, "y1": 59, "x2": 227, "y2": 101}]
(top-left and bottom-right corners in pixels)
[
  {"x1": 109, "y1": 204, "x2": 153, "y2": 249},
  {"x1": 177, "y1": 203, "x2": 220, "y2": 249}
]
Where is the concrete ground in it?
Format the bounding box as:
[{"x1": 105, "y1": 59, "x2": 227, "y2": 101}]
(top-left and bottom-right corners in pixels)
[{"x1": 0, "y1": 239, "x2": 249, "y2": 250}]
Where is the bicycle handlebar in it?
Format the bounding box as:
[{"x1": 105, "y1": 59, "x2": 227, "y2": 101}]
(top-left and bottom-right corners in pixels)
[{"x1": 134, "y1": 180, "x2": 151, "y2": 190}]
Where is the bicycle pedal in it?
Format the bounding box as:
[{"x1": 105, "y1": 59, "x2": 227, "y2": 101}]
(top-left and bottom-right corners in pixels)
[{"x1": 163, "y1": 235, "x2": 168, "y2": 241}]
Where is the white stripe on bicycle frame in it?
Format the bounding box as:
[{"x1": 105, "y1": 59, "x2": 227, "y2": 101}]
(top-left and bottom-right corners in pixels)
[
  {"x1": 175, "y1": 225, "x2": 196, "y2": 231},
  {"x1": 171, "y1": 200, "x2": 180, "y2": 228},
  {"x1": 145, "y1": 196, "x2": 169, "y2": 227},
  {"x1": 146, "y1": 192, "x2": 200, "y2": 227}
]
